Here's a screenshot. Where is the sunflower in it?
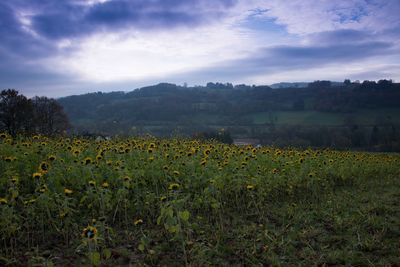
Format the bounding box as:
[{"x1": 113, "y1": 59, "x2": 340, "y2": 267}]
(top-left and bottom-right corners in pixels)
[
  {"x1": 26, "y1": 198, "x2": 36, "y2": 205},
  {"x1": 149, "y1": 143, "x2": 156, "y2": 149},
  {"x1": 88, "y1": 180, "x2": 96, "y2": 187},
  {"x1": 48, "y1": 155, "x2": 56, "y2": 161},
  {"x1": 64, "y1": 188, "x2": 73, "y2": 195},
  {"x1": 134, "y1": 219, "x2": 144, "y2": 226},
  {"x1": 203, "y1": 149, "x2": 211, "y2": 157},
  {"x1": 173, "y1": 171, "x2": 180, "y2": 176},
  {"x1": 160, "y1": 196, "x2": 167, "y2": 202},
  {"x1": 246, "y1": 185, "x2": 255, "y2": 191},
  {"x1": 0, "y1": 198, "x2": 8, "y2": 205},
  {"x1": 10, "y1": 176, "x2": 18, "y2": 184},
  {"x1": 168, "y1": 183, "x2": 180, "y2": 191},
  {"x1": 32, "y1": 172, "x2": 42, "y2": 179},
  {"x1": 39, "y1": 184, "x2": 48, "y2": 193},
  {"x1": 84, "y1": 157, "x2": 92, "y2": 165},
  {"x1": 82, "y1": 226, "x2": 97, "y2": 239},
  {"x1": 39, "y1": 161, "x2": 49, "y2": 173},
  {"x1": 101, "y1": 181, "x2": 109, "y2": 188}
]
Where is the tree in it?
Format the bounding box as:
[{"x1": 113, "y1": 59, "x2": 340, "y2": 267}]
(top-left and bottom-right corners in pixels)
[
  {"x1": 0, "y1": 89, "x2": 33, "y2": 136},
  {"x1": 32, "y1": 96, "x2": 70, "y2": 136}
]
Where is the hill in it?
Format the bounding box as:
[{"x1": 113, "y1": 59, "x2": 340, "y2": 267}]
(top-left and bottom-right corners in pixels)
[{"x1": 58, "y1": 80, "x2": 400, "y2": 151}]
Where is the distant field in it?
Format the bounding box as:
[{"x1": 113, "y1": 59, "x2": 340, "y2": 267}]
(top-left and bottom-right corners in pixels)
[{"x1": 248, "y1": 108, "x2": 400, "y2": 126}]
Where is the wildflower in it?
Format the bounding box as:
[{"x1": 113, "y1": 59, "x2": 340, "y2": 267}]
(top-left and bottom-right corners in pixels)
[
  {"x1": 0, "y1": 198, "x2": 7, "y2": 205},
  {"x1": 0, "y1": 133, "x2": 7, "y2": 139},
  {"x1": 160, "y1": 196, "x2": 167, "y2": 202},
  {"x1": 88, "y1": 180, "x2": 96, "y2": 187},
  {"x1": 123, "y1": 176, "x2": 131, "y2": 182},
  {"x1": 101, "y1": 182, "x2": 109, "y2": 188},
  {"x1": 82, "y1": 226, "x2": 97, "y2": 239},
  {"x1": 200, "y1": 160, "x2": 207, "y2": 166},
  {"x1": 4, "y1": 156, "x2": 13, "y2": 162},
  {"x1": 173, "y1": 171, "x2": 180, "y2": 176},
  {"x1": 163, "y1": 165, "x2": 169, "y2": 171},
  {"x1": 168, "y1": 183, "x2": 180, "y2": 191},
  {"x1": 134, "y1": 219, "x2": 144, "y2": 226},
  {"x1": 48, "y1": 155, "x2": 56, "y2": 161},
  {"x1": 64, "y1": 188, "x2": 73, "y2": 195}
]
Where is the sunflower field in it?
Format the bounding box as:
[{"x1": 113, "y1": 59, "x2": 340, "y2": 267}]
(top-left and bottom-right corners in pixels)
[{"x1": 0, "y1": 133, "x2": 399, "y2": 266}]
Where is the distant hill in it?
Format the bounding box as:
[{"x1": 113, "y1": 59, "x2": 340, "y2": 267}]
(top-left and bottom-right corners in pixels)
[
  {"x1": 269, "y1": 82, "x2": 309, "y2": 89},
  {"x1": 269, "y1": 81, "x2": 344, "y2": 89},
  {"x1": 58, "y1": 80, "x2": 400, "y2": 150}
]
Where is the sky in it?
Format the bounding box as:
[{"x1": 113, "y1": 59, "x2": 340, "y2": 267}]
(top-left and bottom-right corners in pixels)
[{"x1": 1, "y1": 0, "x2": 399, "y2": 97}]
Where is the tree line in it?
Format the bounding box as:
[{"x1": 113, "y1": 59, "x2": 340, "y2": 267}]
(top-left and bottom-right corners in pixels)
[{"x1": 0, "y1": 89, "x2": 70, "y2": 137}]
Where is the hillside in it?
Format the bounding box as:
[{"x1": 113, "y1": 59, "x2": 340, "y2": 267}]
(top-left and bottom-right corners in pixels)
[{"x1": 58, "y1": 80, "x2": 400, "y2": 150}]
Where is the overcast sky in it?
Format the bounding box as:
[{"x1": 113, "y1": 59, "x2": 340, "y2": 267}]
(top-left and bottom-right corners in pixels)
[{"x1": 1, "y1": 0, "x2": 399, "y2": 97}]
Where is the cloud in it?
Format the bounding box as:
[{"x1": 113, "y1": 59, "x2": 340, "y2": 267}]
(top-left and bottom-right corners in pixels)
[
  {"x1": 1, "y1": 0, "x2": 400, "y2": 97},
  {"x1": 9, "y1": 0, "x2": 236, "y2": 40},
  {"x1": 167, "y1": 40, "x2": 397, "y2": 83},
  {"x1": 250, "y1": 0, "x2": 400, "y2": 34}
]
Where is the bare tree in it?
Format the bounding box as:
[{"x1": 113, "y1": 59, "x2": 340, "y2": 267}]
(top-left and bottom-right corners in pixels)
[{"x1": 32, "y1": 96, "x2": 70, "y2": 136}]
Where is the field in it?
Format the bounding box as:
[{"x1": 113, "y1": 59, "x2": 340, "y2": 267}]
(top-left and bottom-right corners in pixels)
[
  {"x1": 0, "y1": 133, "x2": 399, "y2": 266},
  {"x1": 248, "y1": 108, "x2": 400, "y2": 126}
]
